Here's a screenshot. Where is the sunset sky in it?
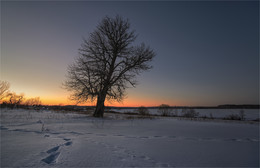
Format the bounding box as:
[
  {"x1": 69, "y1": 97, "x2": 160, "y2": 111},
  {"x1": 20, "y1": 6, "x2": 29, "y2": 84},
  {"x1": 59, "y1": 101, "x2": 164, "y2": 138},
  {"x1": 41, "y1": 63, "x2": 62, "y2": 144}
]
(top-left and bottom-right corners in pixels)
[{"x1": 1, "y1": 1, "x2": 259, "y2": 107}]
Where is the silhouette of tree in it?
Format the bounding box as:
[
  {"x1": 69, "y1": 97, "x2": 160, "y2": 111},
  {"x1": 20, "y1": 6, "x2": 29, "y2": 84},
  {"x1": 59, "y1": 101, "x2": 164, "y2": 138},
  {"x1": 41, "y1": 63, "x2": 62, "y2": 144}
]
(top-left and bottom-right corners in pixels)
[
  {"x1": 158, "y1": 104, "x2": 172, "y2": 116},
  {"x1": 6, "y1": 92, "x2": 25, "y2": 107},
  {"x1": 0, "y1": 81, "x2": 10, "y2": 102},
  {"x1": 24, "y1": 97, "x2": 42, "y2": 106},
  {"x1": 64, "y1": 15, "x2": 155, "y2": 117},
  {"x1": 137, "y1": 106, "x2": 150, "y2": 116}
]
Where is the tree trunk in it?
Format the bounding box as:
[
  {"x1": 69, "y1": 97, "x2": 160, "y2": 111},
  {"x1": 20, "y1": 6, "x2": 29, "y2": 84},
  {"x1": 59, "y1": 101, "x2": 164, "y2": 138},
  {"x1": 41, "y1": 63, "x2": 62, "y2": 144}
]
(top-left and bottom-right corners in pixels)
[{"x1": 93, "y1": 92, "x2": 106, "y2": 118}]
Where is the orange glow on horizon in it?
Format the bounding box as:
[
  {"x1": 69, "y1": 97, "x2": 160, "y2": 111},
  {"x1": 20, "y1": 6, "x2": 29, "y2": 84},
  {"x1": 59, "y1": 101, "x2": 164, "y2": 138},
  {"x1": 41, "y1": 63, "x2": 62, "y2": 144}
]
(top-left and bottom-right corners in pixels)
[
  {"x1": 40, "y1": 97, "x2": 184, "y2": 107},
  {"x1": 9, "y1": 85, "x2": 184, "y2": 107}
]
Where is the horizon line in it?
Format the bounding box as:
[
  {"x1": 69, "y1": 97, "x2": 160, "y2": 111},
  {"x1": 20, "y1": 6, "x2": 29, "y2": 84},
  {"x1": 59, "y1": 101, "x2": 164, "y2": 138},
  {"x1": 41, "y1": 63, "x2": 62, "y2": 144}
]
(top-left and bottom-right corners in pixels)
[{"x1": 38, "y1": 104, "x2": 260, "y2": 108}]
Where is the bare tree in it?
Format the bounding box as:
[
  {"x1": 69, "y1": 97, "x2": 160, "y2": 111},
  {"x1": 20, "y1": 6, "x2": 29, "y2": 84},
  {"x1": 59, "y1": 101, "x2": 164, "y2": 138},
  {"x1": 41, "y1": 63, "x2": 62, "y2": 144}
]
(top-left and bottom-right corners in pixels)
[
  {"x1": 136, "y1": 106, "x2": 150, "y2": 116},
  {"x1": 64, "y1": 15, "x2": 155, "y2": 117},
  {"x1": 24, "y1": 97, "x2": 42, "y2": 106},
  {"x1": 158, "y1": 104, "x2": 172, "y2": 116},
  {"x1": 0, "y1": 81, "x2": 10, "y2": 102},
  {"x1": 6, "y1": 92, "x2": 25, "y2": 107}
]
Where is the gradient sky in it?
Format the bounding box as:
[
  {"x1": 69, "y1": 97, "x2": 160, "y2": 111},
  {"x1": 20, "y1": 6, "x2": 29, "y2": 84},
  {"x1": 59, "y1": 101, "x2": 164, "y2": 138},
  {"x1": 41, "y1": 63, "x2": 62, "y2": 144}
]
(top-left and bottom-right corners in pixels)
[{"x1": 1, "y1": 1, "x2": 259, "y2": 106}]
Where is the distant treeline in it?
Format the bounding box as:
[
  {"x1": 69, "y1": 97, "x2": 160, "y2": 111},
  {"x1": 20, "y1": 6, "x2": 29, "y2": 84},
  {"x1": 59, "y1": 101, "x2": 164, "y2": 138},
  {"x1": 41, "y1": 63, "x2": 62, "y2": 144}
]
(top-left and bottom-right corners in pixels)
[
  {"x1": 42, "y1": 104, "x2": 259, "y2": 110},
  {"x1": 1, "y1": 104, "x2": 259, "y2": 110},
  {"x1": 217, "y1": 104, "x2": 260, "y2": 109},
  {"x1": 108, "y1": 104, "x2": 260, "y2": 109}
]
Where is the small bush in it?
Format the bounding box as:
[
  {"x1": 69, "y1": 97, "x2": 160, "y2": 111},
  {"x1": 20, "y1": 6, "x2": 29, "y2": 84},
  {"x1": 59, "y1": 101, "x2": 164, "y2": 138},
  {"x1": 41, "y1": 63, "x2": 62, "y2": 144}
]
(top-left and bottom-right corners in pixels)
[
  {"x1": 224, "y1": 114, "x2": 241, "y2": 120},
  {"x1": 201, "y1": 115, "x2": 208, "y2": 119},
  {"x1": 173, "y1": 109, "x2": 179, "y2": 117},
  {"x1": 137, "y1": 106, "x2": 150, "y2": 116},
  {"x1": 158, "y1": 104, "x2": 172, "y2": 116},
  {"x1": 209, "y1": 113, "x2": 214, "y2": 119},
  {"x1": 182, "y1": 109, "x2": 199, "y2": 118},
  {"x1": 239, "y1": 110, "x2": 246, "y2": 120},
  {"x1": 223, "y1": 110, "x2": 246, "y2": 121}
]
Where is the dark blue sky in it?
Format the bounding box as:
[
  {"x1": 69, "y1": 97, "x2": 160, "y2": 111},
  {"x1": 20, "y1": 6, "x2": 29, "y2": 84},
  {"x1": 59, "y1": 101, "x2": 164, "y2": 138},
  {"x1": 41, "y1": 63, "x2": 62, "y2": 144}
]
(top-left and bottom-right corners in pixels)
[{"x1": 1, "y1": 1, "x2": 259, "y2": 106}]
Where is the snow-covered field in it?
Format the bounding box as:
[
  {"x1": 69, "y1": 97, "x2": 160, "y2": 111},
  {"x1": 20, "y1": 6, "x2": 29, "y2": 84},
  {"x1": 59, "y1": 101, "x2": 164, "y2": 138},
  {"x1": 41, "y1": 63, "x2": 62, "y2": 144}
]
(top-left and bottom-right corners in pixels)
[
  {"x1": 110, "y1": 108, "x2": 260, "y2": 121},
  {"x1": 1, "y1": 108, "x2": 259, "y2": 167}
]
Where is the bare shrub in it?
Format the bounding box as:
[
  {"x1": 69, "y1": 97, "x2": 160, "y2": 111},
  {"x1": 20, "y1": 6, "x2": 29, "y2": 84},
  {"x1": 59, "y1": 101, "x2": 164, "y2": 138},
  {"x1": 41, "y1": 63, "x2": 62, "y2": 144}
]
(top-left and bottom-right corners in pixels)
[
  {"x1": 173, "y1": 109, "x2": 179, "y2": 117},
  {"x1": 210, "y1": 113, "x2": 214, "y2": 119},
  {"x1": 224, "y1": 114, "x2": 241, "y2": 120},
  {"x1": 24, "y1": 97, "x2": 42, "y2": 107},
  {"x1": 4, "y1": 92, "x2": 25, "y2": 108},
  {"x1": 182, "y1": 109, "x2": 199, "y2": 118},
  {"x1": 136, "y1": 106, "x2": 150, "y2": 116},
  {"x1": 223, "y1": 110, "x2": 246, "y2": 121},
  {"x1": 239, "y1": 110, "x2": 246, "y2": 120},
  {"x1": 158, "y1": 104, "x2": 172, "y2": 116},
  {"x1": 0, "y1": 81, "x2": 10, "y2": 102}
]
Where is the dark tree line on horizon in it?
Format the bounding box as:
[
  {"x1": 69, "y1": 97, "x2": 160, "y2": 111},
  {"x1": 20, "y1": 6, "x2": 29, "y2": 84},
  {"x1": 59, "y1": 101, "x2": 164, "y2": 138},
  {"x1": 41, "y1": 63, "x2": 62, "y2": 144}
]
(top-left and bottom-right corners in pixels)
[{"x1": 0, "y1": 80, "x2": 42, "y2": 108}]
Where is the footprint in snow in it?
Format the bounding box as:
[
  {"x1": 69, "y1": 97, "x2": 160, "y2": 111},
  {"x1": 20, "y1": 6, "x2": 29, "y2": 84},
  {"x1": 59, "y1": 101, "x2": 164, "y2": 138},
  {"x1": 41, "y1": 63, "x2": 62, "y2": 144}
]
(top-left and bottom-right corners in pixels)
[
  {"x1": 155, "y1": 162, "x2": 172, "y2": 167},
  {"x1": 96, "y1": 134, "x2": 107, "y2": 136},
  {"x1": 0, "y1": 126, "x2": 8, "y2": 130},
  {"x1": 139, "y1": 136, "x2": 149, "y2": 139},
  {"x1": 63, "y1": 138, "x2": 71, "y2": 141},
  {"x1": 42, "y1": 152, "x2": 60, "y2": 164},
  {"x1": 42, "y1": 145, "x2": 61, "y2": 164},
  {"x1": 41, "y1": 137, "x2": 73, "y2": 164},
  {"x1": 153, "y1": 135, "x2": 163, "y2": 138},
  {"x1": 47, "y1": 146, "x2": 60, "y2": 154},
  {"x1": 64, "y1": 141, "x2": 72, "y2": 146},
  {"x1": 139, "y1": 155, "x2": 151, "y2": 161}
]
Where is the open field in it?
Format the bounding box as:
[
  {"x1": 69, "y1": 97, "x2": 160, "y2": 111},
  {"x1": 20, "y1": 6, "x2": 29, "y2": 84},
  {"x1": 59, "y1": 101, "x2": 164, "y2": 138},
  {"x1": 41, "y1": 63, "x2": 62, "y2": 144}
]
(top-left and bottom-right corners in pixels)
[
  {"x1": 0, "y1": 108, "x2": 259, "y2": 167},
  {"x1": 109, "y1": 107, "x2": 259, "y2": 121}
]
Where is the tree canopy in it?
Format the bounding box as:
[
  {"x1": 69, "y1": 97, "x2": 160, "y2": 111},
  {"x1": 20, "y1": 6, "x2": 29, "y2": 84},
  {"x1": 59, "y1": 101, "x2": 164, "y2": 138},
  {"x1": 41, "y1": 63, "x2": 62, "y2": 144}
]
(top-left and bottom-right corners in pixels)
[{"x1": 64, "y1": 15, "x2": 155, "y2": 117}]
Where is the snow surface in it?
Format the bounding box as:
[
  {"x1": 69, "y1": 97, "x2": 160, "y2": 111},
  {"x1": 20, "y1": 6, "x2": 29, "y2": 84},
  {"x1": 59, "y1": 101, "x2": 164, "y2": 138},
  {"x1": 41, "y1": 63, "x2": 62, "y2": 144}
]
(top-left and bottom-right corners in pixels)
[
  {"x1": 1, "y1": 108, "x2": 259, "y2": 167},
  {"x1": 110, "y1": 108, "x2": 260, "y2": 121}
]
